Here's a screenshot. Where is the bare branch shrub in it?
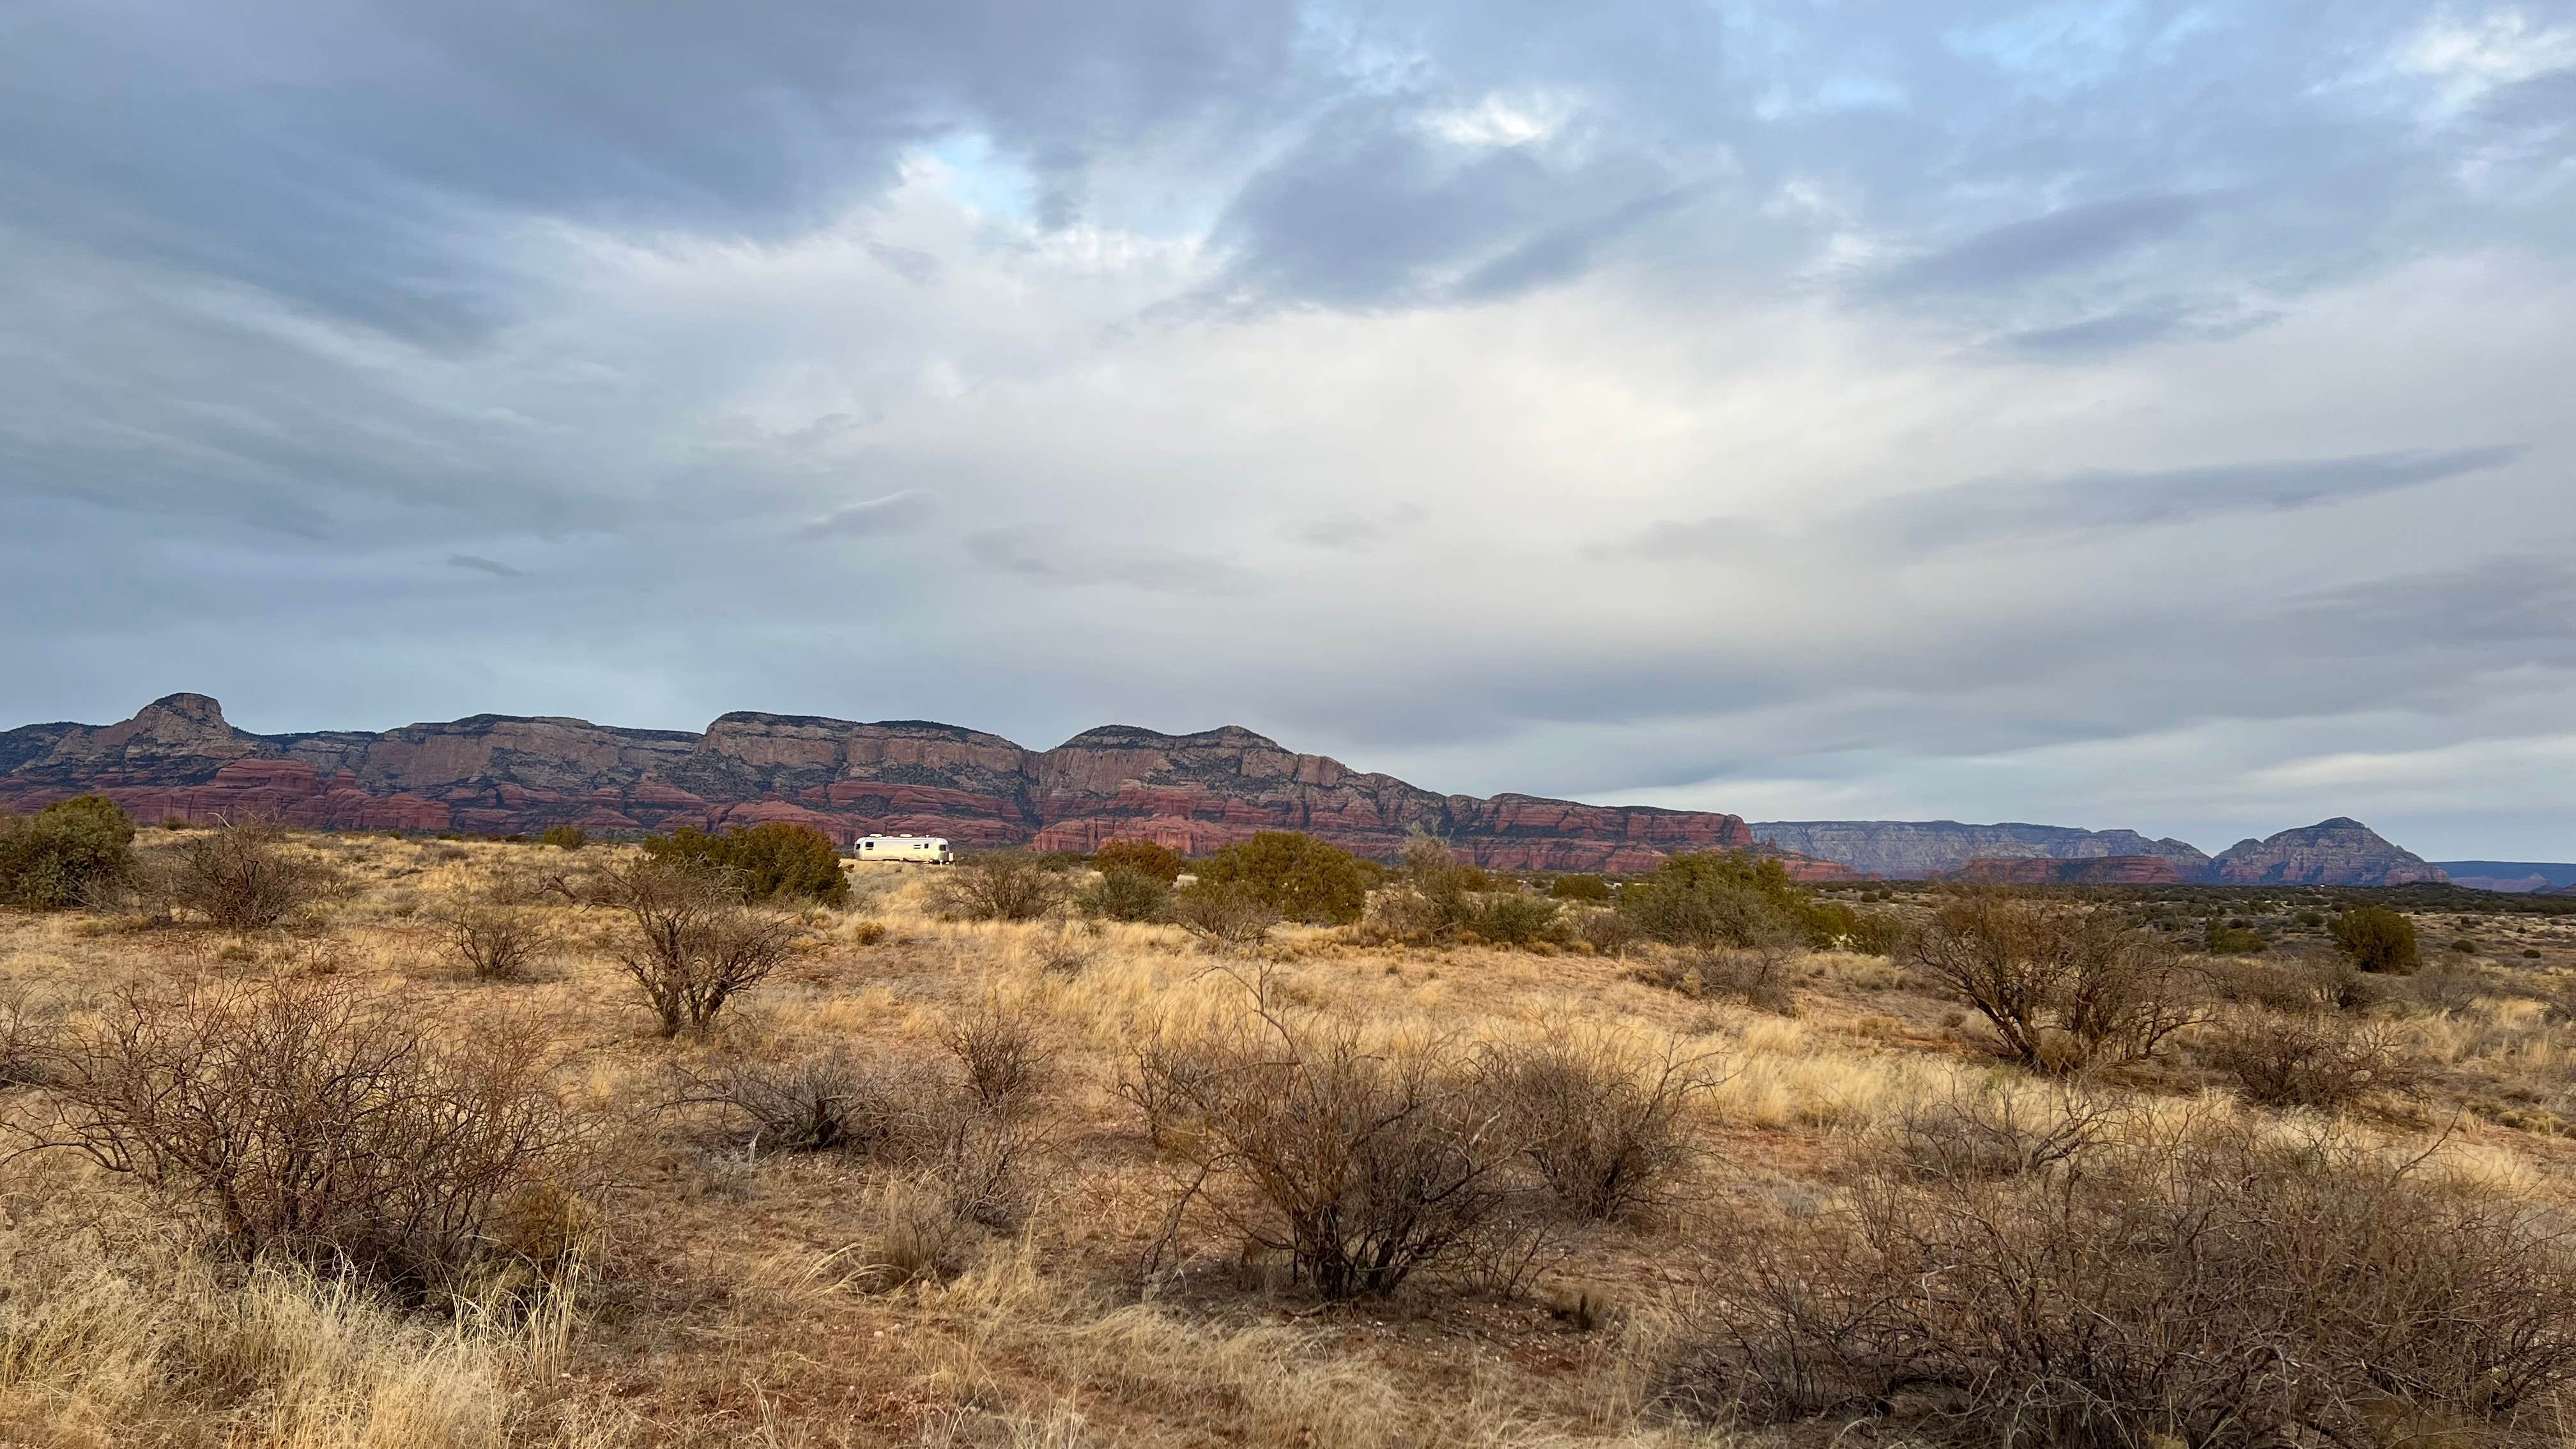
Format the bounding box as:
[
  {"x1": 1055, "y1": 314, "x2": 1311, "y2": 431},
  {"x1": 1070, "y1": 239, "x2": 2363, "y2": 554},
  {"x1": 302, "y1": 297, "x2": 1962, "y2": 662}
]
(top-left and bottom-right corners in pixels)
[
  {"x1": 1170, "y1": 880, "x2": 1279, "y2": 954},
  {"x1": 941, "y1": 999, "x2": 1054, "y2": 1114},
  {"x1": 1884, "y1": 1080, "x2": 2126, "y2": 1180},
  {"x1": 1659, "y1": 1112, "x2": 2576, "y2": 1446},
  {"x1": 2207, "y1": 954, "x2": 2382, "y2": 1014},
  {"x1": 682, "y1": 1047, "x2": 929, "y2": 1156},
  {"x1": 1639, "y1": 947, "x2": 1800, "y2": 1014},
  {"x1": 1121, "y1": 972, "x2": 1525, "y2": 1298},
  {"x1": 1480, "y1": 1032, "x2": 1718, "y2": 1222},
  {"x1": 434, "y1": 903, "x2": 556, "y2": 981},
  {"x1": 1028, "y1": 923, "x2": 1096, "y2": 976},
  {"x1": 159, "y1": 818, "x2": 339, "y2": 930},
  {"x1": 926, "y1": 853, "x2": 1068, "y2": 923},
  {"x1": 22, "y1": 976, "x2": 587, "y2": 1296},
  {"x1": 1570, "y1": 907, "x2": 1641, "y2": 958},
  {"x1": 684, "y1": 1045, "x2": 1045, "y2": 1231},
  {"x1": 601, "y1": 859, "x2": 799, "y2": 1035},
  {"x1": 2205, "y1": 1010, "x2": 2426, "y2": 1109},
  {"x1": 1908, "y1": 891, "x2": 2200, "y2": 1074}
]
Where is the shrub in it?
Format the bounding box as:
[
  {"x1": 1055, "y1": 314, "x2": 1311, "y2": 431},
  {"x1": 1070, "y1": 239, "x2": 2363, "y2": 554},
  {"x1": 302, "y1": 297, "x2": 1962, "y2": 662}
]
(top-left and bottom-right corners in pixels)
[
  {"x1": 2205, "y1": 1011, "x2": 2424, "y2": 1109},
  {"x1": 2205, "y1": 921, "x2": 2267, "y2": 954},
  {"x1": 1077, "y1": 866, "x2": 1172, "y2": 923},
  {"x1": 22, "y1": 976, "x2": 586, "y2": 1296},
  {"x1": 161, "y1": 818, "x2": 338, "y2": 930},
  {"x1": 1482, "y1": 1033, "x2": 1716, "y2": 1222},
  {"x1": 1884, "y1": 1082, "x2": 2122, "y2": 1181},
  {"x1": 434, "y1": 904, "x2": 555, "y2": 981},
  {"x1": 1618, "y1": 851, "x2": 1817, "y2": 952},
  {"x1": 539, "y1": 825, "x2": 586, "y2": 850},
  {"x1": 1639, "y1": 947, "x2": 1800, "y2": 1014},
  {"x1": 925, "y1": 852, "x2": 1068, "y2": 922},
  {"x1": 1657, "y1": 1114, "x2": 2576, "y2": 1446},
  {"x1": 643, "y1": 822, "x2": 849, "y2": 905},
  {"x1": 1192, "y1": 831, "x2": 1379, "y2": 926},
  {"x1": 1546, "y1": 873, "x2": 1611, "y2": 903},
  {"x1": 2330, "y1": 905, "x2": 2419, "y2": 974},
  {"x1": 1092, "y1": 838, "x2": 1184, "y2": 884},
  {"x1": 1469, "y1": 891, "x2": 1562, "y2": 947},
  {"x1": 941, "y1": 999, "x2": 1054, "y2": 1115},
  {"x1": 0, "y1": 794, "x2": 137, "y2": 909},
  {"x1": 601, "y1": 860, "x2": 799, "y2": 1035},
  {"x1": 2209, "y1": 954, "x2": 2381, "y2": 1014},
  {"x1": 1570, "y1": 907, "x2": 1641, "y2": 957},
  {"x1": 1122, "y1": 975, "x2": 1524, "y2": 1298},
  {"x1": 1906, "y1": 892, "x2": 2199, "y2": 1074},
  {"x1": 682, "y1": 1047, "x2": 928, "y2": 1156},
  {"x1": 1170, "y1": 878, "x2": 1280, "y2": 953}
]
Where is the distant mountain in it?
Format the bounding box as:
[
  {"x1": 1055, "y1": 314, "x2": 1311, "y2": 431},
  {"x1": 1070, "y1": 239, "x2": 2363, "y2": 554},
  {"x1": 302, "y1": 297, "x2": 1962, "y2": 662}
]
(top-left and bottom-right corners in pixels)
[
  {"x1": 0, "y1": 695, "x2": 2456, "y2": 887},
  {"x1": 2435, "y1": 862, "x2": 2576, "y2": 894},
  {"x1": 2208, "y1": 818, "x2": 2448, "y2": 887},
  {"x1": 1749, "y1": 820, "x2": 2212, "y2": 881},
  {"x1": 1752, "y1": 816, "x2": 2450, "y2": 887},
  {"x1": 0, "y1": 693, "x2": 1851, "y2": 877}
]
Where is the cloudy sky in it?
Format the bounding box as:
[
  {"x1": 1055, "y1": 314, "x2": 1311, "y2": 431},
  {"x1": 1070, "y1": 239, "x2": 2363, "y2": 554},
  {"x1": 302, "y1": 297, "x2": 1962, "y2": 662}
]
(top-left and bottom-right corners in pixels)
[{"x1": 4, "y1": 1, "x2": 2573, "y2": 858}]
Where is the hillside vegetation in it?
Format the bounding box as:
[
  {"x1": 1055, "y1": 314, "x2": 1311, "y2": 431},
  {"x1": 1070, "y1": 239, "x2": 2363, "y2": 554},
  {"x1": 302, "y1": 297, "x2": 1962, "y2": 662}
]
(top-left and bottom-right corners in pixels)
[{"x1": 4, "y1": 814, "x2": 2576, "y2": 1447}]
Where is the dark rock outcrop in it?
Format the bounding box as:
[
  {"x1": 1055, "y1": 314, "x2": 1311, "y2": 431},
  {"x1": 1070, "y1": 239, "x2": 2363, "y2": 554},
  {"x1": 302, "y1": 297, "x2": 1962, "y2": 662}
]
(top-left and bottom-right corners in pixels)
[
  {"x1": 0, "y1": 694, "x2": 1809, "y2": 872},
  {"x1": 2207, "y1": 818, "x2": 2449, "y2": 887},
  {"x1": 1748, "y1": 820, "x2": 2213, "y2": 881}
]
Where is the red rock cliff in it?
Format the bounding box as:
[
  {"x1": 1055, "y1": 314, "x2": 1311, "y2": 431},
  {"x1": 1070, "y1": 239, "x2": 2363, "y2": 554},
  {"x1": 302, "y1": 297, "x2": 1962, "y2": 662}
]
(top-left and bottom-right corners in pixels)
[{"x1": 0, "y1": 694, "x2": 1787, "y2": 871}]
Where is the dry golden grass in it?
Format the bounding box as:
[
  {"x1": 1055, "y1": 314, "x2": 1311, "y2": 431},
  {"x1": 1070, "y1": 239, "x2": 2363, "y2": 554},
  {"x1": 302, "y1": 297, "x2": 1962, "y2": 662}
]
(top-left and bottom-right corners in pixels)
[{"x1": 3, "y1": 831, "x2": 2574, "y2": 1446}]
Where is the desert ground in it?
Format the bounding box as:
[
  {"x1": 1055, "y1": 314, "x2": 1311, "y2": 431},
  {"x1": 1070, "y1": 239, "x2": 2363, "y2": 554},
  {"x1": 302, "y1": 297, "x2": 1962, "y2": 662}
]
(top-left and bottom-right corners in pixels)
[{"x1": 8, "y1": 828, "x2": 2576, "y2": 1448}]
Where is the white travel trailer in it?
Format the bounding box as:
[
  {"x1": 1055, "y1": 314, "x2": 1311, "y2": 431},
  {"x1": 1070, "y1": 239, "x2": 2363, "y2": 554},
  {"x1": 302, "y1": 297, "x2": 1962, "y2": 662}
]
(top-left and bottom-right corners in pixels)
[{"x1": 852, "y1": 834, "x2": 952, "y2": 864}]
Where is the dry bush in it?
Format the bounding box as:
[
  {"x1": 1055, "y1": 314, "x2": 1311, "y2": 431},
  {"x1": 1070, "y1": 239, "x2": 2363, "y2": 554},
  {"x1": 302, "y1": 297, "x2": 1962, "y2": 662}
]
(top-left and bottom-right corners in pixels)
[
  {"x1": 601, "y1": 858, "x2": 799, "y2": 1035},
  {"x1": 2205, "y1": 1010, "x2": 2426, "y2": 1109},
  {"x1": 685, "y1": 1045, "x2": 1045, "y2": 1232},
  {"x1": 1569, "y1": 906, "x2": 1641, "y2": 957},
  {"x1": 1029, "y1": 922, "x2": 1098, "y2": 975},
  {"x1": 1884, "y1": 1080, "x2": 2126, "y2": 1180},
  {"x1": 1908, "y1": 891, "x2": 2200, "y2": 1074},
  {"x1": 158, "y1": 818, "x2": 339, "y2": 930},
  {"x1": 928, "y1": 853, "x2": 1070, "y2": 922},
  {"x1": 1480, "y1": 1032, "x2": 1718, "y2": 1222},
  {"x1": 942, "y1": 999, "x2": 1055, "y2": 1114},
  {"x1": 682, "y1": 1046, "x2": 929, "y2": 1155},
  {"x1": 1171, "y1": 880, "x2": 1280, "y2": 954},
  {"x1": 1122, "y1": 972, "x2": 1524, "y2": 1298},
  {"x1": 2207, "y1": 953, "x2": 2382, "y2": 1014},
  {"x1": 1660, "y1": 1112, "x2": 2576, "y2": 1446},
  {"x1": 433, "y1": 903, "x2": 555, "y2": 981},
  {"x1": 1639, "y1": 946, "x2": 1799, "y2": 1013},
  {"x1": 21, "y1": 976, "x2": 587, "y2": 1297},
  {"x1": 0, "y1": 982, "x2": 51, "y2": 1087}
]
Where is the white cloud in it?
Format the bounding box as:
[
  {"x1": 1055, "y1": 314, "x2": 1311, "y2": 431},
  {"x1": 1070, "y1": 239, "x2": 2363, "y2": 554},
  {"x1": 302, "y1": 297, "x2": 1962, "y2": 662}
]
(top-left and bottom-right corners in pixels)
[{"x1": 2398, "y1": 8, "x2": 2576, "y2": 112}]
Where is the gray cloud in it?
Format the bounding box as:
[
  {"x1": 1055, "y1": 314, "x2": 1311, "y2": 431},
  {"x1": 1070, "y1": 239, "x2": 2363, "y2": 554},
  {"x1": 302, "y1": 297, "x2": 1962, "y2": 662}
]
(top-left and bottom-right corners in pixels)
[
  {"x1": 5, "y1": 0, "x2": 2576, "y2": 859},
  {"x1": 797, "y1": 491, "x2": 937, "y2": 540},
  {"x1": 962, "y1": 528, "x2": 1249, "y2": 594},
  {"x1": 1878, "y1": 194, "x2": 2209, "y2": 296},
  {"x1": 1616, "y1": 446, "x2": 2526, "y2": 559},
  {"x1": 445, "y1": 553, "x2": 525, "y2": 578}
]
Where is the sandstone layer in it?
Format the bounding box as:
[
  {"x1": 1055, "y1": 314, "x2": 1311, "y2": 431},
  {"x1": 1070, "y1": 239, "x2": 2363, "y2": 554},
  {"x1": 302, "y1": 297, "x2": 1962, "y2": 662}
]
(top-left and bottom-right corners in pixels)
[{"x1": 0, "y1": 694, "x2": 1832, "y2": 874}]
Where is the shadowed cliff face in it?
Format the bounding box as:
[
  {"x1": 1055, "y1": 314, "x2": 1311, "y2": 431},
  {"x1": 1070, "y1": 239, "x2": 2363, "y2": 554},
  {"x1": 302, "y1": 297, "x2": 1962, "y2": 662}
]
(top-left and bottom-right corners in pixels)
[{"x1": 0, "y1": 694, "x2": 1803, "y2": 874}]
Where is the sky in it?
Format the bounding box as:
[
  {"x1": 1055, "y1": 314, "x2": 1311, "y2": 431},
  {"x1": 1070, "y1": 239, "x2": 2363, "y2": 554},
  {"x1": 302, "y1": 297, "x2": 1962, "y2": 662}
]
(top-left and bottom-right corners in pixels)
[{"x1": 3, "y1": 1, "x2": 2573, "y2": 859}]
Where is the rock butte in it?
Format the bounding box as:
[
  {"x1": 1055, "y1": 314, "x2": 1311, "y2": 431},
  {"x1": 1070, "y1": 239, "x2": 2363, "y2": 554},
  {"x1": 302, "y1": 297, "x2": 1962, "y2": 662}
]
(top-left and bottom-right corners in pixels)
[{"x1": 0, "y1": 694, "x2": 1859, "y2": 878}]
